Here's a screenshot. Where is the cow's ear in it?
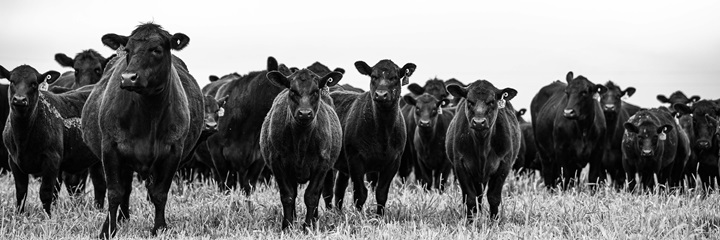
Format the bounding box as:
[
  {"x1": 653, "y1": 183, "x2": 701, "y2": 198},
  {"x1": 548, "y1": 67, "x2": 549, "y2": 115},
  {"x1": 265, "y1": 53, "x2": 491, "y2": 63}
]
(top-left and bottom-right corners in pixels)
[
  {"x1": 289, "y1": 67, "x2": 299, "y2": 73},
  {"x1": 101, "y1": 34, "x2": 129, "y2": 50},
  {"x1": 209, "y1": 75, "x2": 219, "y2": 82},
  {"x1": 673, "y1": 103, "x2": 692, "y2": 115},
  {"x1": 407, "y1": 83, "x2": 424, "y2": 95},
  {"x1": 102, "y1": 54, "x2": 117, "y2": 69},
  {"x1": 403, "y1": 95, "x2": 417, "y2": 106},
  {"x1": 0, "y1": 65, "x2": 10, "y2": 79},
  {"x1": 354, "y1": 61, "x2": 372, "y2": 76},
  {"x1": 623, "y1": 122, "x2": 639, "y2": 133},
  {"x1": 216, "y1": 95, "x2": 230, "y2": 108},
  {"x1": 623, "y1": 87, "x2": 636, "y2": 97},
  {"x1": 594, "y1": 84, "x2": 607, "y2": 94},
  {"x1": 657, "y1": 124, "x2": 673, "y2": 134},
  {"x1": 690, "y1": 95, "x2": 701, "y2": 102},
  {"x1": 54, "y1": 53, "x2": 74, "y2": 68},
  {"x1": 320, "y1": 71, "x2": 343, "y2": 88},
  {"x1": 439, "y1": 99, "x2": 450, "y2": 108},
  {"x1": 656, "y1": 94, "x2": 669, "y2": 103},
  {"x1": 40, "y1": 71, "x2": 61, "y2": 84},
  {"x1": 333, "y1": 67, "x2": 345, "y2": 74},
  {"x1": 518, "y1": 108, "x2": 527, "y2": 116},
  {"x1": 266, "y1": 71, "x2": 289, "y2": 89},
  {"x1": 267, "y1": 56, "x2": 279, "y2": 71},
  {"x1": 400, "y1": 63, "x2": 417, "y2": 86},
  {"x1": 447, "y1": 85, "x2": 467, "y2": 99},
  {"x1": 170, "y1": 33, "x2": 190, "y2": 50},
  {"x1": 497, "y1": 88, "x2": 518, "y2": 101},
  {"x1": 566, "y1": 71, "x2": 574, "y2": 83}
]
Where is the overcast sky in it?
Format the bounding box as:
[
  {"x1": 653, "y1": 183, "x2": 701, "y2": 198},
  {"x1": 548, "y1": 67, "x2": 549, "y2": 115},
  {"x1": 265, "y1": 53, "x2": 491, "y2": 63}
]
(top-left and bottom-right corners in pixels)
[{"x1": 1, "y1": 0, "x2": 718, "y2": 111}]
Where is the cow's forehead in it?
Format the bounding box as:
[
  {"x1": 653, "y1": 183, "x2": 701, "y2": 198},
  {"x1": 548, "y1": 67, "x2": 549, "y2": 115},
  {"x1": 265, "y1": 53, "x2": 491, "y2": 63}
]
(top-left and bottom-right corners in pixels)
[
  {"x1": 11, "y1": 66, "x2": 39, "y2": 82},
  {"x1": 290, "y1": 69, "x2": 320, "y2": 89},
  {"x1": 566, "y1": 77, "x2": 592, "y2": 91},
  {"x1": 416, "y1": 94, "x2": 439, "y2": 105},
  {"x1": 467, "y1": 80, "x2": 498, "y2": 100}
]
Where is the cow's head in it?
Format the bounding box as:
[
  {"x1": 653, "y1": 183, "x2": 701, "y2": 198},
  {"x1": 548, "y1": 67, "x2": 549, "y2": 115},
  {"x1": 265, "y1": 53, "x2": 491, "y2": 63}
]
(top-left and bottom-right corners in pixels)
[
  {"x1": 404, "y1": 93, "x2": 448, "y2": 129},
  {"x1": 267, "y1": 68, "x2": 343, "y2": 126},
  {"x1": 563, "y1": 71, "x2": 606, "y2": 120},
  {"x1": 448, "y1": 80, "x2": 516, "y2": 133},
  {"x1": 101, "y1": 23, "x2": 189, "y2": 95},
  {"x1": 408, "y1": 78, "x2": 449, "y2": 108},
  {"x1": 516, "y1": 108, "x2": 527, "y2": 122},
  {"x1": 0, "y1": 65, "x2": 60, "y2": 114},
  {"x1": 203, "y1": 95, "x2": 228, "y2": 132},
  {"x1": 657, "y1": 91, "x2": 700, "y2": 107},
  {"x1": 601, "y1": 81, "x2": 635, "y2": 114},
  {"x1": 355, "y1": 59, "x2": 415, "y2": 109},
  {"x1": 674, "y1": 100, "x2": 720, "y2": 150},
  {"x1": 54, "y1": 49, "x2": 111, "y2": 86},
  {"x1": 624, "y1": 120, "x2": 672, "y2": 158}
]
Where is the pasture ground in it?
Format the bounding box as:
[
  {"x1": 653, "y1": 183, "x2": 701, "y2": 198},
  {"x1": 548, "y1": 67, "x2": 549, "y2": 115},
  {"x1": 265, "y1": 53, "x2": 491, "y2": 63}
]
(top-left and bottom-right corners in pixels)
[{"x1": 0, "y1": 171, "x2": 718, "y2": 239}]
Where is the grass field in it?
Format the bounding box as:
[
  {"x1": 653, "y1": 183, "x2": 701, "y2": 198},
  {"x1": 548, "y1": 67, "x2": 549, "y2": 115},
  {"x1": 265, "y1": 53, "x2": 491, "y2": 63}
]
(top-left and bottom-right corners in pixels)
[{"x1": 0, "y1": 171, "x2": 719, "y2": 240}]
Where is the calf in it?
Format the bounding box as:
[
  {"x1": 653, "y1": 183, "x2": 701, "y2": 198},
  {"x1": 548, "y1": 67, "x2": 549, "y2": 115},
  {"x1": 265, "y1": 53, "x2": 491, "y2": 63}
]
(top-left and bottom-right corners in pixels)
[
  {"x1": 83, "y1": 23, "x2": 204, "y2": 238},
  {"x1": 445, "y1": 80, "x2": 520, "y2": 220},
  {"x1": 260, "y1": 68, "x2": 343, "y2": 229},
  {"x1": 622, "y1": 108, "x2": 690, "y2": 190},
  {"x1": 52, "y1": 49, "x2": 114, "y2": 91},
  {"x1": 0, "y1": 65, "x2": 105, "y2": 216},
  {"x1": 599, "y1": 81, "x2": 636, "y2": 188},
  {"x1": 178, "y1": 95, "x2": 228, "y2": 182},
  {"x1": 403, "y1": 93, "x2": 453, "y2": 191},
  {"x1": 674, "y1": 100, "x2": 720, "y2": 190},
  {"x1": 331, "y1": 59, "x2": 415, "y2": 215},
  {"x1": 531, "y1": 72, "x2": 607, "y2": 189}
]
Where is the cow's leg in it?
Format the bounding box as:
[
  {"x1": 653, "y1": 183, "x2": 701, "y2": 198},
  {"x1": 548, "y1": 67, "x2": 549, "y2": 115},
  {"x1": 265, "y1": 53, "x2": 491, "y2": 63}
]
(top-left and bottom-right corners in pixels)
[
  {"x1": 322, "y1": 170, "x2": 335, "y2": 210},
  {"x1": 561, "y1": 164, "x2": 578, "y2": 191},
  {"x1": 366, "y1": 172, "x2": 379, "y2": 191},
  {"x1": 89, "y1": 162, "x2": 107, "y2": 209},
  {"x1": 272, "y1": 165, "x2": 297, "y2": 230},
  {"x1": 454, "y1": 165, "x2": 477, "y2": 221},
  {"x1": 334, "y1": 170, "x2": 349, "y2": 212},
  {"x1": 349, "y1": 159, "x2": 368, "y2": 212},
  {"x1": 10, "y1": 160, "x2": 28, "y2": 214},
  {"x1": 244, "y1": 158, "x2": 266, "y2": 195},
  {"x1": 99, "y1": 147, "x2": 123, "y2": 239},
  {"x1": 147, "y1": 150, "x2": 182, "y2": 236},
  {"x1": 439, "y1": 164, "x2": 452, "y2": 193},
  {"x1": 39, "y1": 155, "x2": 61, "y2": 217},
  {"x1": 374, "y1": 159, "x2": 400, "y2": 216},
  {"x1": 117, "y1": 165, "x2": 134, "y2": 222},
  {"x1": 415, "y1": 159, "x2": 432, "y2": 191},
  {"x1": 588, "y1": 161, "x2": 604, "y2": 191},
  {"x1": 487, "y1": 165, "x2": 510, "y2": 219},
  {"x1": 303, "y1": 169, "x2": 327, "y2": 229},
  {"x1": 209, "y1": 146, "x2": 232, "y2": 192},
  {"x1": 540, "y1": 154, "x2": 558, "y2": 189}
]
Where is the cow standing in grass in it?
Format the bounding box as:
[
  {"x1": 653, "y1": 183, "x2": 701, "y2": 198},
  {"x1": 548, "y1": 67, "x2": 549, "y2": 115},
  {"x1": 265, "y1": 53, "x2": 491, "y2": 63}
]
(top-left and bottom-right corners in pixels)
[
  {"x1": 599, "y1": 81, "x2": 637, "y2": 188},
  {"x1": 674, "y1": 100, "x2": 720, "y2": 190},
  {"x1": 0, "y1": 65, "x2": 105, "y2": 216},
  {"x1": 331, "y1": 59, "x2": 415, "y2": 215},
  {"x1": 82, "y1": 23, "x2": 204, "y2": 238},
  {"x1": 403, "y1": 93, "x2": 453, "y2": 191},
  {"x1": 622, "y1": 108, "x2": 690, "y2": 190},
  {"x1": 512, "y1": 108, "x2": 540, "y2": 174},
  {"x1": 531, "y1": 72, "x2": 607, "y2": 189},
  {"x1": 445, "y1": 80, "x2": 520, "y2": 220},
  {"x1": 260, "y1": 68, "x2": 343, "y2": 229}
]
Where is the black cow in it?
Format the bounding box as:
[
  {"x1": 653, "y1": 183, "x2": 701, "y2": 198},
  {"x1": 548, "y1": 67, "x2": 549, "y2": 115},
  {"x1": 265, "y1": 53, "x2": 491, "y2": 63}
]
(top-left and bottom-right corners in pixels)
[
  {"x1": 531, "y1": 72, "x2": 607, "y2": 189},
  {"x1": 622, "y1": 108, "x2": 690, "y2": 190},
  {"x1": 330, "y1": 59, "x2": 415, "y2": 215},
  {"x1": 0, "y1": 65, "x2": 105, "y2": 216},
  {"x1": 598, "y1": 81, "x2": 636, "y2": 188},
  {"x1": 512, "y1": 109, "x2": 540, "y2": 174},
  {"x1": 0, "y1": 83, "x2": 9, "y2": 173},
  {"x1": 446, "y1": 80, "x2": 520, "y2": 220},
  {"x1": 260, "y1": 68, "x2": 343, "y2": 229},
  {"x1": 178, "y1": 95, "x2": 228, "y2": 182},
  {"x1": 675, "y1": 100, "x2": 720, "y2": 190},
  {"x1": 657, "y1": 91, "x2": 700, "y2": 156},
  {"x1": 206, "y1": 57, "x2": 284, "y2": 194},
  {"x1": 83, "y1": 23, "x2": 204, "y2": 238},
  {"x1": 52, "y1": 49, "x2": 114, "y2": 91},
  {"x1": 403, "y1": 93, "x2": 453, "y2": 191},
  {"x1": 398, "y1": 78, "x2": 449, "y2": 182},
  {"x1": 204, "y1": 73, "x2": 240, "y2": 97}
]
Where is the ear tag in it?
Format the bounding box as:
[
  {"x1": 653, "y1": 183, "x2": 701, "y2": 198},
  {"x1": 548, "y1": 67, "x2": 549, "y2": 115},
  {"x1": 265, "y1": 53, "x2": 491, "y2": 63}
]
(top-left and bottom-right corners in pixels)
[
  {"x1": 116, "y1": 45, "x2": 126, "y2": 56},
  {"x1": 659, "y1": 132, "x2": 667, "y2": 141},
  {"x1": 498, "y1": 92, "x2": 508, "y2": 109},
  {"x1": 217, "y1": 107, "x2": 225, "y2": 117},
  {"x1": 593, "y1": 93, "x2": 600, "y2": 102},
  {"x1": 622, "y1": 95, "x2": 629, "y2": 101},
  {"x1": 402, "y1": 69, "x2": 410, "y2": 85},
  {"x1": 39, "y1": 77, "x2": 49, "y2": 91},
  {"x1": 438, "y1": 107, "x2": 443, "y2": 115}
]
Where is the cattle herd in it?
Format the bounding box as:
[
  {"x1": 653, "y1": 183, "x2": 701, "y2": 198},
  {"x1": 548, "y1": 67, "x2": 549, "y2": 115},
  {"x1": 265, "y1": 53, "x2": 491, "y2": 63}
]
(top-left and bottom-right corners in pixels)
[{"x1": 0, "y1": 23, "x2": 718, "y2": 238}]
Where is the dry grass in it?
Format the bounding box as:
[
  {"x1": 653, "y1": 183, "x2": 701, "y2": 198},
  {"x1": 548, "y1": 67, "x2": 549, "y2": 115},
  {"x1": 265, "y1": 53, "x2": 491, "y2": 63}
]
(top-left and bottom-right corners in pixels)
[{"x1": 0, "y1": 171, "x2": 718, "y2": 239}]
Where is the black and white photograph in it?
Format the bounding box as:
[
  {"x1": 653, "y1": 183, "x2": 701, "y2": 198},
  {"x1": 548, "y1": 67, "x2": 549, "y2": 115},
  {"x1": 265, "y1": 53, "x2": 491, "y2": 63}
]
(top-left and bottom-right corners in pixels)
[{"x1": 0, "y1": 0, "x2": 719, "y2": 239}]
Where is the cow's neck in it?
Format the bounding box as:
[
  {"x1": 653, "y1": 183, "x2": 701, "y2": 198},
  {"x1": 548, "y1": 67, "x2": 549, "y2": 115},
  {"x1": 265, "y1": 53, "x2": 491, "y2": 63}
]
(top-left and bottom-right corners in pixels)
[
  {"x1": 9, "y1": 95, "x2": 43, "y2": 149},
  {"x1": 370, "y1": 99, "x2": 400, "y2": 127}
]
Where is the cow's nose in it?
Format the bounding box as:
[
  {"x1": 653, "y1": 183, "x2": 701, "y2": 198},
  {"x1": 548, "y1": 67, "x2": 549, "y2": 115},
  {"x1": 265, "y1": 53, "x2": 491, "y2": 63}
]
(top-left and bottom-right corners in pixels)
[
  {"x1": 698, "y1": 140, "x2": 710, "y2": 148},
  {"x1": 297, "y1": 109, "x2": 313, "y2": 120},
  {"x1": 121, "y1": 73, "x2": 138, "y2": 82},
  {"x1": 471, "y1": 118, "x2": 487, "y2": 128},
  {"x1": 603, "y1": 104, "x2": 615, "y2": 111},
  {"x1": 641, "y1": 149, "x2": 653, "y2": 156},
  {"x1": 374, "y1": 90, "x2": 389, "y2": 101},
  {"x1": 12, "y1": 96, "x2": 28, "y2": 106},
  {"x1": 419, "y1": 119, "x2": 431, "y2": 127},
  {"x1": 563, "y1": 109, "x2": 577, "y2": 118}
]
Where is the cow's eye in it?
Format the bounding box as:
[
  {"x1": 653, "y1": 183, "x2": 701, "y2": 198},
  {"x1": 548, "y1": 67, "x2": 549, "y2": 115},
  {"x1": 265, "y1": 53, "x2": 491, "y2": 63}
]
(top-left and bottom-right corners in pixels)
[
  {"x1": 467, "y1": 100, "x2": 475, "y2": 107},
  {"x1": 580, "y1": 91, "x2": 587, "y2": 96},
  {"x1": 95, "y1": 68, "x2": 102, "y2": 74}
]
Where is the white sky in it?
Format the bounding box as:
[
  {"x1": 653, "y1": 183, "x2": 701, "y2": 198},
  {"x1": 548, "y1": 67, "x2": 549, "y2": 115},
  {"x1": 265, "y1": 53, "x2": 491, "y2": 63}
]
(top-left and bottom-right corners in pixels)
[{"x1": 1, "y1": 0, "x2": 719, "y2": 111}]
